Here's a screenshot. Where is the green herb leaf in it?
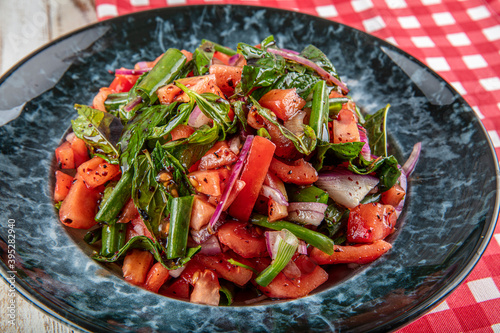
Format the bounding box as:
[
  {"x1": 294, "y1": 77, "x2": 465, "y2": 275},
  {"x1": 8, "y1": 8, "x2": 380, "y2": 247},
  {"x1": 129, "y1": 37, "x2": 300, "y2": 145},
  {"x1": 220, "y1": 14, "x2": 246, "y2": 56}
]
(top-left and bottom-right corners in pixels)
[
  {"x1": 118, "y1": 104, "x2": 177, "y2": 172},
  {"x1": 348, "y1": 155, "x2": 401, "y2": 192},
  {"x1": 363, "y1": 104, "x2": 390, "y2": 157},
  {"x1": 237, "y1": 43, "x2": 286, "y2": 95},
  {"x1": 92, "y1": 235, "x2": 201, "y2": 270},
  {"x1": 132, "y1": 153, "x2": 169, "y2": 241},
  {"x1": 71, "y1": 104, "x2": 122, "y2": 163},
  {"x1": 300, "y1": 44, "x2": 341, "y2": 82},
  {"x1": 250, "y1": 96, "x2": 316, "y2": 155},
  {"x1": 193, "y1": 41, "x2": 215, "y2": 76},
  {"x1": 314, "y1": 141, "x2": 365, "y2": 170}
]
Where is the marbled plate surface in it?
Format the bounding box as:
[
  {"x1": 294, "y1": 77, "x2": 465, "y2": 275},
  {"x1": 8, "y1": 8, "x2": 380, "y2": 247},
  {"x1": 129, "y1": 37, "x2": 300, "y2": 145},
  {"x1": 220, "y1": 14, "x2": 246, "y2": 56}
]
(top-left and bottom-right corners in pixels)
[{"x1": 0, "y1": 5, "x2": 498, "y2": 333}]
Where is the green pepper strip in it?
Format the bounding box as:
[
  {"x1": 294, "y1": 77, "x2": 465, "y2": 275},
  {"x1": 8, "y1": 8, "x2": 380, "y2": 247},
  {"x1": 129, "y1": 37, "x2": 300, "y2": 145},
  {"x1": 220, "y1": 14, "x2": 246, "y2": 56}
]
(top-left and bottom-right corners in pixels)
[
  {"x1": 201, "y1": 39, "x2": 237, "y2": 56},
  {"x1": 95, "y1": 169, "x2": 133, "y2": 223},
  {"x1": 166, "y1": 196, "x2": 194, "y2": 259},
  {"x1": 100, "y1": 223, "x2": 127, "y2": 256},
  {"x1": 310, "y1": 80, "x2": 329, "y2": 142},
  {"x1": 251, "y1": 214, "x2": 335, "y2": 255}
]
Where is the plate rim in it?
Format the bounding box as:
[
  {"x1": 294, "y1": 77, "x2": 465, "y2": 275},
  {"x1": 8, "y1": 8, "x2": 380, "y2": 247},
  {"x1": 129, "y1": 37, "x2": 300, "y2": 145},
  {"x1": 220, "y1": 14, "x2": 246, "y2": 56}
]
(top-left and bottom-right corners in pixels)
[{"x1": 0, "y1": 4, "x2": 498, "y2": 332}]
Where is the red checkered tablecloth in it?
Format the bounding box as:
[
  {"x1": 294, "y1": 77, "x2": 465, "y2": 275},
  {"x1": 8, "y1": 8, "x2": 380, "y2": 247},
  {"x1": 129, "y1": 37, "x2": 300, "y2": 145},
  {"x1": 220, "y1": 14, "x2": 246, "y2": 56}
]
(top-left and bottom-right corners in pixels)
[{"x1": 95, "y1": 0, "x2": 500, "y2": 331}]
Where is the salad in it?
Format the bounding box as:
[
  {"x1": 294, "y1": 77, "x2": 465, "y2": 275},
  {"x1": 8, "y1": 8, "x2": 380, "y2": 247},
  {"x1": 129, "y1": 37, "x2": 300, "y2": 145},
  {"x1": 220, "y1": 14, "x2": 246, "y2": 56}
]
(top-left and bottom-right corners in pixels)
[{"x1": 53, "y1": 36, "x2": 421, "y2": 305}]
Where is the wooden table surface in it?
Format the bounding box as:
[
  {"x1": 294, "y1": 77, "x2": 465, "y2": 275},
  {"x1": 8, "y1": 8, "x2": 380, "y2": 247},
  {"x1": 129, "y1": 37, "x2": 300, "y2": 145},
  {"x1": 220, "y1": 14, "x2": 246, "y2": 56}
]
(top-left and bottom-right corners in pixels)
[{"x1": 0, "y1": 1, "x2": 96, "y2": 332}]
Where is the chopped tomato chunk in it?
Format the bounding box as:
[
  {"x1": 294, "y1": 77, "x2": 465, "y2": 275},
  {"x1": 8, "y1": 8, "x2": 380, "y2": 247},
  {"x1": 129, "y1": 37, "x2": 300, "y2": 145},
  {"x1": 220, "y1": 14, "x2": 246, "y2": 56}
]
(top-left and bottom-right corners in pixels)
[
  {"x1": 188, "y1": 170, "x2": 222, "y2": 196},
  {"x1": 53, "y1": 171, "x2": 74, "y2": 202},
  {"x1": 59, "y1": 175, "x2": 101, "y2": 229},
  {"x1": 55, "y1": 141, "x2": 75, "y2": 169},
  {"x1": 145, "y1": 262, "x2": 171, "y2": 293},
  {"x1": 194, "y1": 252, "x2": 253, "y2": 287},
  {"x1": 77, "y1": 157, "x2": 121, "y2": 189},
  {"x1": 310, "y1": 240, "x2": 392, "y2": 265},
  {"x1": 381, "y1": 184, "x2": 406, "y2": 207},
  {"x1": 68, "y1": 137, "x2": 89, "y2": 168},
  {"x1": 170, "y1": 124, "x2": 195, "y2": 141},
  {"x1": 190, "y1": 269, "x2": 220, "y2": 306},
  {"x1": 347, "y1": 203, "x2": 397, "y2": 243},
  {"x1": 228, "y1": 136, "x2": 276, "y2": 222},
  {"x1": 259, "y1": 88, "x2": 306, "y2": 121},
  {"x1": 332, "y1": 109, "x2": 360, "y2": 143},
  {"x1": 199, "y1": 141, "x2": 238, "y2": 170},
  {"x1": 190, "y1": 195, "x2": 216, "y2": 231},
  {"x1": 269, "y1": 158, "x2": 318, "y2": 185},
  {"x1": 209, "y1": 64, "x2": 242, "y2": 96},
  {"x1": 217, "y1": 222, "x2": 268, "y2": 258},
  {"x1": 157, "y1": 74, "x2": 224, "y2": 105},
  {"x1": 122, "y1": 249, "x2": 154, "y2": 286}
]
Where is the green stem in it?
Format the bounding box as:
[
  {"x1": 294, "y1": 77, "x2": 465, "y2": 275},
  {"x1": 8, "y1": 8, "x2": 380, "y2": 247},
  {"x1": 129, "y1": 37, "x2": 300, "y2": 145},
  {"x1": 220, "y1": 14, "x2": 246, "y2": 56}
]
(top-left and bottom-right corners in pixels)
[
  {"x1": 166, "y1": 196, "x2": 194, "y2": 259},
  {"x1": 251, "y1": 214, "x2": 335, "y2": 255},
  {"x1": 201, "y1": 39, "x2": 237, "y2": 56},
  {"x1": 104, "y1": 92, "x2": 128, "y2": 112},
  {"x1": 328, "y1": 97, "x2": 350, "y2": 115},
  {"x1": 100, "y1": 223, "x2": 127, "y2": 256},
  {"x1": 310, "y1": 80, "x2": 329, "y2": 142},
  {"x1": 95, "y1": 169, "x2": 133, "y2": 223},
  {"x1": 255, "y1": 230, "x2": 298, "y2": 287}
]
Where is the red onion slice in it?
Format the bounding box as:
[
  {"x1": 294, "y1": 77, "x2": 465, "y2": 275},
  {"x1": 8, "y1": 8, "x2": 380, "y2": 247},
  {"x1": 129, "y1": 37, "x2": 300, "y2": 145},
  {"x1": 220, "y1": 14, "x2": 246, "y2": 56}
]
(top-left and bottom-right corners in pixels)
[
  {"x1": 267, "y1": 48, "x2": 349, "y2": 94},
  {"x1": 394, "y1": 169, "x2": 407, "y2": 217},
  {"x1": 169, "y1": 266, "x2": 186, "y2": 278},
  {"x1": 357, "y1": 125, "x2": 372, "y2": 161},
  {"x1": 402, "y1": 142, "x2": 422, "y2": 176},
  {"x1": 135, "y1": 61, "x2": 151, "y2": 70},
  {"x1": 287, "y1": 202, "x2": 328, "y2": 226},
  {"x1": 208, "y1": 135, "x2": 254, "y2": 231},
  {"x1": 199, "y1": 235, "x2": 222, "y2": 255},
  {"x1": 298, "y1": 240, "x2": 308, "y2": 255},
  {"x1": 265, "y1": 231, "x2": 280, "y2": 259},
  {"x1": 316, "y1": 169, "x2": 379, "y2": 208},
  {"x1": 114, "y1": 68, "x2": 150, "y2": 75},
  {"x1": 187, "y1": 105, "x2": 212, "y2": 128},
  {"x1": 260, "y1": 185, "x2": 289, "y2": 206},
  {"x1": 284, "y1": 111, "x2": 306, "y2": 136}
]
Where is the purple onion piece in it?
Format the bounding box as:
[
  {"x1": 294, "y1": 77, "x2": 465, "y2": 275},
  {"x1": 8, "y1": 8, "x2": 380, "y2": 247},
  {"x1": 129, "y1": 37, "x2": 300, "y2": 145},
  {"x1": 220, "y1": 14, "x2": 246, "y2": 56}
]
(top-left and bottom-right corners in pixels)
[
  {"x1": 267, "y1": 48, "x2": 349, "y2": 94},
  {"x1": 228, "y1": 54, "x2": 241, "y2": 66},
  {"x1": 316, "y1": 169, "x2": 379, "y2": 208},
  {"x1": 187, "y1": 105, "x2": 211, "y2": 128},
  {"x1": 287, "y1": 210, "x2": 325, "y2": 226},
  {"x1": 199, "y1": 235, "x2": 222, "y2": 255},
  {"x1": 265, "y1": 231, "x2": 280, "y2": 259},
  {"x1": 208, "y1": 135, "x2": 255, "y2": 230},
  {"x1": 402, "y1": 142, "x2": 422, "y2": 176},
  {"x1": 123, "y1": 96, "x2": 143, "y2": 113},
  {"x1": 114, "y1": 68, "x2": 151, "y2": 75},
  {"x1": 288, "y1": 202, "x2": 328, "y2": 213},
  {"x1": 298, "y1": 241, "x2": 308, "y2": 255},
  {"x1": 394, "y1": 169, "x2": 407, "y2": 217},
  {"x1": 280, "y1": 48, "x2": 300, "y2": 55},
  {"x1": 169, "y1": 266, "x2": 186, "y2": 278},
  {"x1": 260, "y1": 185, "x2": 289, "y2": 206},
  {"x1": 282, "y1": 260, "x2": 301, "y2": 279},
  {"x1": 135, "y1": 61, "x2": 150, "y2": 70},
  {"x1": 357, "y1": 125, "x2": 372, "y2": 161}
]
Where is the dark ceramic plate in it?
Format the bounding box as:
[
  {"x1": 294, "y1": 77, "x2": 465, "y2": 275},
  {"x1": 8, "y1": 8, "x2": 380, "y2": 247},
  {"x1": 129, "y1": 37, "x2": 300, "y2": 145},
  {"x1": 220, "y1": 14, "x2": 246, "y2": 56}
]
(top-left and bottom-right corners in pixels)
[{"x1": 0, "y1": 5, "x2": 498, "y2": 333}]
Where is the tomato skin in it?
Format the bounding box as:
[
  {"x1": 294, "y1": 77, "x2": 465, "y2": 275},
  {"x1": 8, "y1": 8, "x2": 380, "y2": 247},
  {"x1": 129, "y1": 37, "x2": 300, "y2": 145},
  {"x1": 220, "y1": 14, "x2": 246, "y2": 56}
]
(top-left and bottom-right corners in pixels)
[
  {"x1": 332, "y1": 109, "x2": 360, "y2": 144},
  {"x1": 381, "y1": 184, "x2": 406, "y2": 207},
  {"x1": 190, "y1": 269, "x2": 220, "y2": 306},
  {"x1": 144, "y1": 262, "x2": 171, "y2": 293},
  {"x1": 108, "y1": 73, "x2": 139, "y2": 93},
  {"x1": 116, "y1": 198, "x2": 139, "y2": 224},
  {"x1": 69, "y1": 137, "x2": 89, "y2": 168},
  {"x1": 92, "y1": 87, "x2": 113, "y2": 112},
  {"x1": 188, "y1": 170, "x2": 222, "y2": 196},
  {"x1": 157, "y1": 74, "x2": 224, "y2": 105},
  {"x1": 209, "y1": 64, "x2": 242, "y2": 96},
  {"x1": 194, "y1": 252, "x2": 253, "y2": 286},
  {"x1": 122, "y1": 249, "x2": 154, "y2": 286},
  {"x1": 170, "y1": 124, "x2": 195, "y2": 141},
  {"x1": 55, "y1": 141, "x2": 75, "y2": 169},
  {"x1": 161, "y1": 278, "x2": 190, "y2": 300},
  {"x1": 310, "y1": 240, "x2": 392, "y2": 265},
  {"x1": 59, "y1": 175, "x2": 101, "y2": 229},
  {"x1": 257, "y1": 264, "x2": 328, "y2": 299},
  {"x1": 54, "y1": 171, "x2": 74, "y2": 202},
  {"x1": 259, "y1": 88, "x2": 306, "y2": 121},
  {"x1": 77, "y1": 157, "x2": 121, "y2": 189},
  {"x1": 228, "y1": 136, "x2": 276, "y2": 222},
  {"x1": 347, "y1": 203, "x2": 397, "y2": 243},
  {"x1": 126, "y1": 215, "x2": 154, "y2": 241},
  {"x1": 217, "y1": 222, "x2": 268, "y2": 258},
  {"x1": 198, "y1": 141, "x2": 238, "y2": 170},
  {"x1": 190, "y1": 195, "x2": 216, "y2": 231},
  {"x1": 269, "y1": 158, "x2": 318, "y2": 185}
]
